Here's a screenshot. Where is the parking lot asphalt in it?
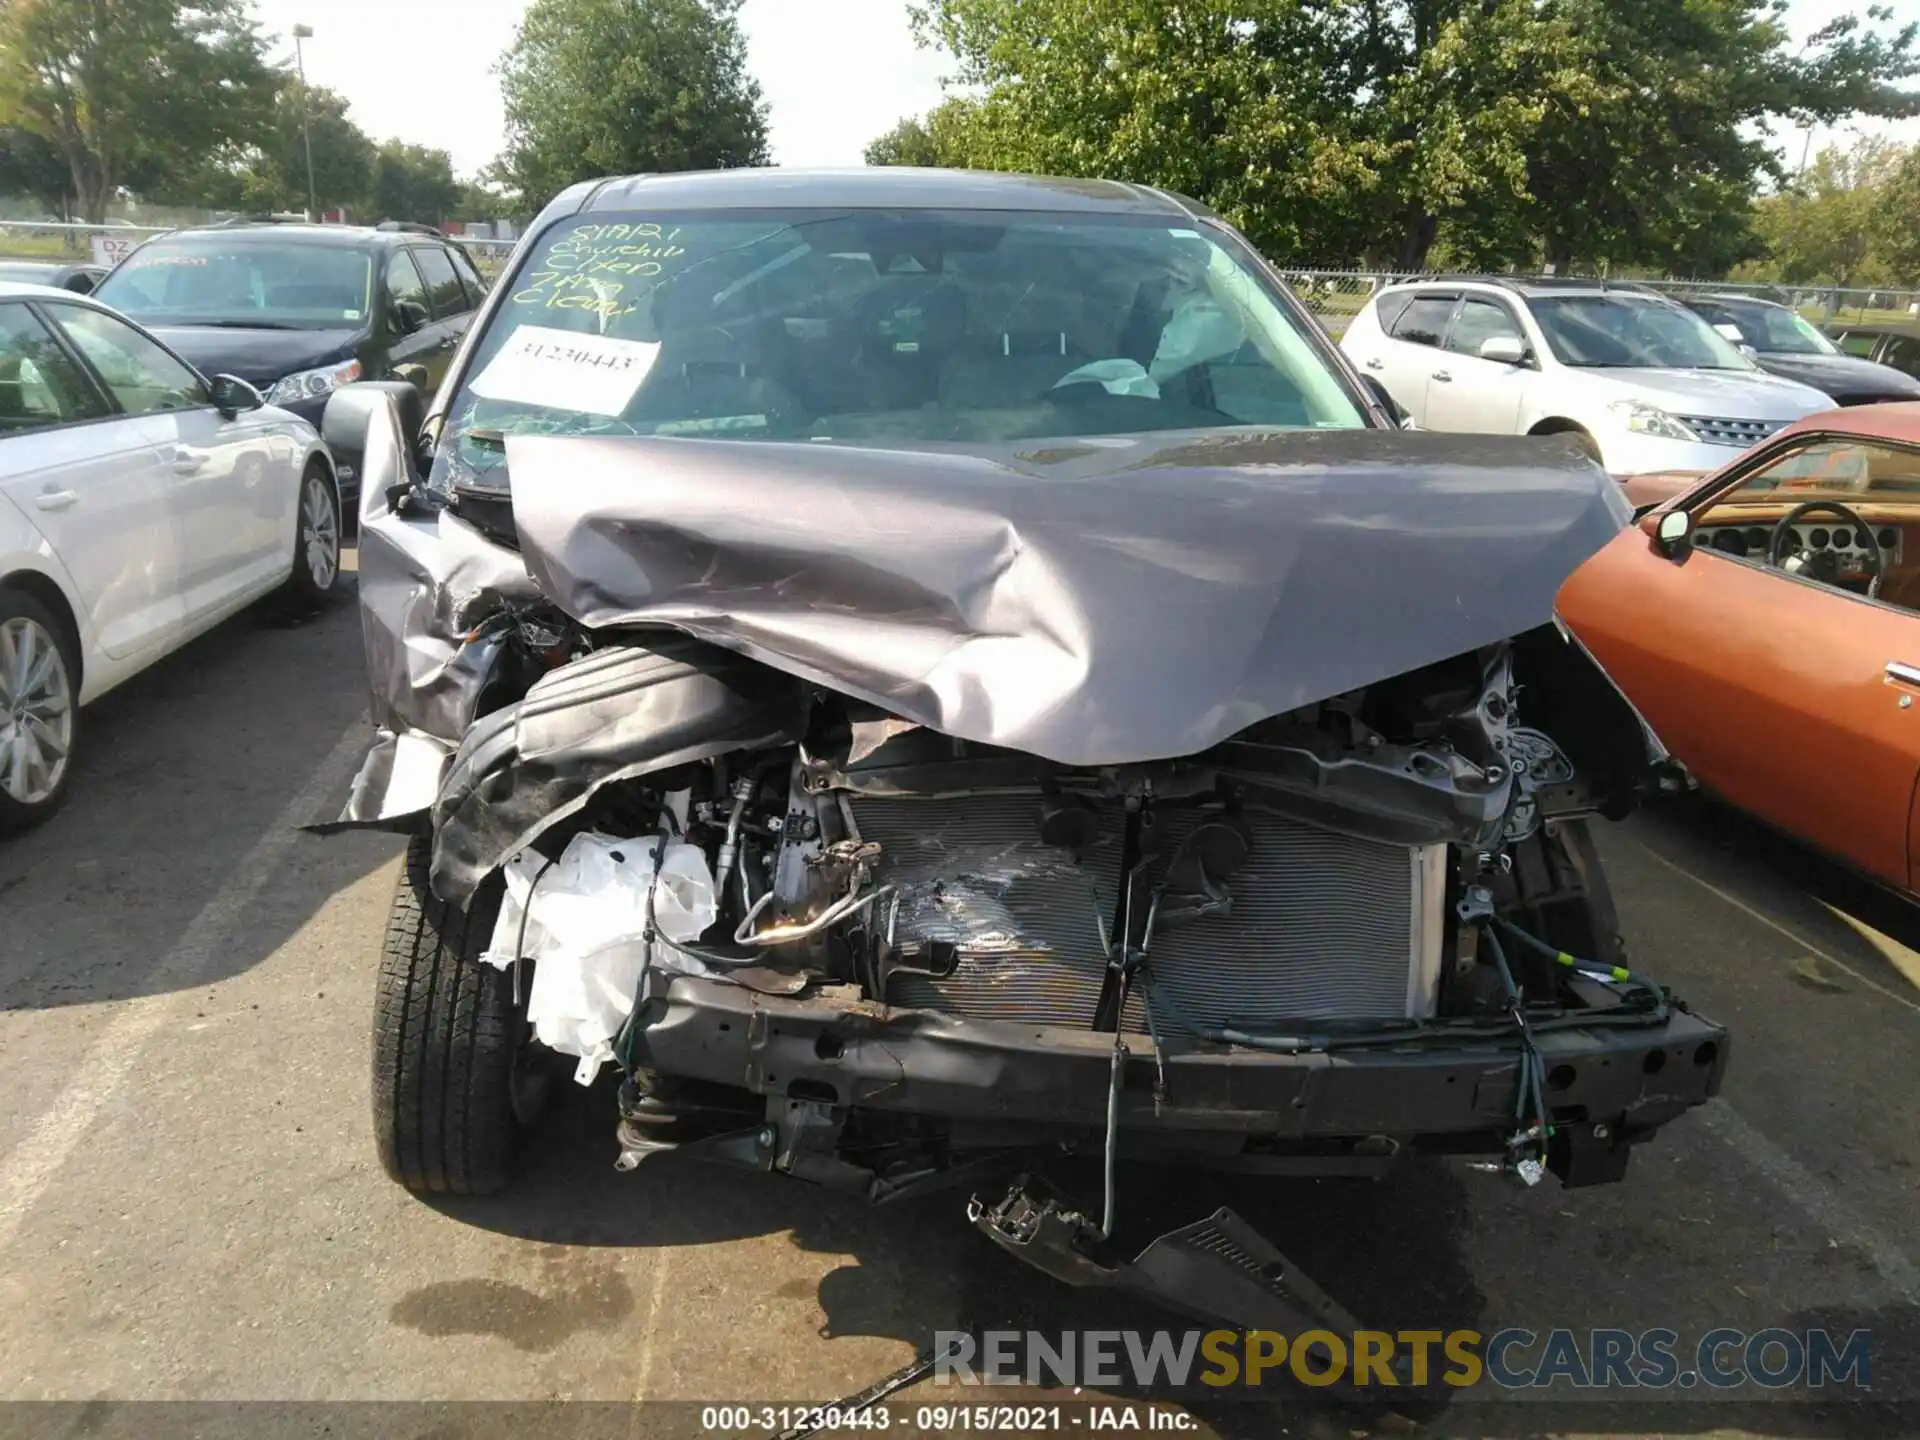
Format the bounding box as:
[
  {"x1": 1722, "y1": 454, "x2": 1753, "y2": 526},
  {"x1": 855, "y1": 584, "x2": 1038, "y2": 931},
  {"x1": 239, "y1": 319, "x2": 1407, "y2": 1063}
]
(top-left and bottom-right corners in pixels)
[{"x1": 1, "y1": 560, "x2": 1916, "y2": 1438}]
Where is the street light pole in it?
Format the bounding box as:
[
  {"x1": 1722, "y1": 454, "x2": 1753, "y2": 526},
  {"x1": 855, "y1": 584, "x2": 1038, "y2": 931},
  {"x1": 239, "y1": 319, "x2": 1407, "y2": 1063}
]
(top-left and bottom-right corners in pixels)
[{"x1": 293, "y1": 24, "x2": 317, "y2": 220}]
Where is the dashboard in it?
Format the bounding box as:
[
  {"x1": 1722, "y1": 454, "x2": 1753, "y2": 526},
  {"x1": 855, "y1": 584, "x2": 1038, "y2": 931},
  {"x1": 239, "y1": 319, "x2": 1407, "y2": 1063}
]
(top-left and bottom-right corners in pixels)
[{"x1": 1690, "y1": 520, "x2": 1903, "y2": 573}]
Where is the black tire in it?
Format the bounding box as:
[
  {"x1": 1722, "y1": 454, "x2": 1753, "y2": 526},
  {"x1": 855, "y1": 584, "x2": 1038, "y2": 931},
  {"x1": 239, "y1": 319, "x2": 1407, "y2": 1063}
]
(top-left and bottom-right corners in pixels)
[
  {"x1": 274, "y1": 463, "x2": 343, "y2": 620},
  {"x1": 373, "y1": 833, "x2": 524, "y2": 1195},
  {"x1": 0, "y1": 585, "x2": 82, "y2": 836}
]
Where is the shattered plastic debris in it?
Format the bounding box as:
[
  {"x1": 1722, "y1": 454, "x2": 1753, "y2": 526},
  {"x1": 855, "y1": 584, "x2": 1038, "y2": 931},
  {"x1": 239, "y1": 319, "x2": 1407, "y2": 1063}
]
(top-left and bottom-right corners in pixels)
[
  {"x1": 482, "y1": 831, "x2": 719, "y2": 1084},
  {"x1": 305, "y1": 726, "x2": 451, "y2": 834}
]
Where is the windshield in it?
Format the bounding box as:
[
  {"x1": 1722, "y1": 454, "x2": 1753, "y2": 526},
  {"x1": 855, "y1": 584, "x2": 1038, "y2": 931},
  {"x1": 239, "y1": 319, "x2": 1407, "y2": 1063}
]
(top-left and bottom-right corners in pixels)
[
  {"x1": 1529, "y1": 295, "x2": 1754, "y2": 370},
  {"x1": 94, "y1": 239, "x2": 374, "y2": 330},
  {"x1": 436, "y1": 207, "x2": 1366, "y2": 489},
  {"x1": 1708, "y1": 301, "x2": 1839, "y2": 356},
  {"x1": 1703, "y1": 437, "x2": 1920, "y2": 515}
]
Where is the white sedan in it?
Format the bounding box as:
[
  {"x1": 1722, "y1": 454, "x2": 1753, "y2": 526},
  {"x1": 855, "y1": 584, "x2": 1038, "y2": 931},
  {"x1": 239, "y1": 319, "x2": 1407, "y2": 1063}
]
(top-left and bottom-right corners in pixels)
[{"x1": 0, "y1": 281, "x2": 343, "y2": 831}]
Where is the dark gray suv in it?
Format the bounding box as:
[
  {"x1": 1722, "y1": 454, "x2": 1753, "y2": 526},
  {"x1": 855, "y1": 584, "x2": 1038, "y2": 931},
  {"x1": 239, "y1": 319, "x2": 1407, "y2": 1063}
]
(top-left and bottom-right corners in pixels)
[{"x1": 316, "y1": 168, "x2": 1724, "y2": 1332}]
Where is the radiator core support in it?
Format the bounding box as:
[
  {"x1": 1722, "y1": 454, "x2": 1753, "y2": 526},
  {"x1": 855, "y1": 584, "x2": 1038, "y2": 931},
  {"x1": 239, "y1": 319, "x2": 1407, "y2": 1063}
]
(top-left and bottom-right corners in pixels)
[{"x1": 848, "y1": 793, "x2": 1447, "y2": 1033}]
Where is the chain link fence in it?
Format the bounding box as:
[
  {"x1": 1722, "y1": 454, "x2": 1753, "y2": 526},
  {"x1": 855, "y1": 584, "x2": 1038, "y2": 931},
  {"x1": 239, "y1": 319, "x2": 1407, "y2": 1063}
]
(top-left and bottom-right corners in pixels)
[
  {"x1": 1278, "y1": 268, "x2": 1920, "y2": 339},
  {"x1": 6, "y1": 218, "x2": 1914, "y2": 331},
  {"x1": 0, "y1": 218, "x2": 519, "y2": 275}
]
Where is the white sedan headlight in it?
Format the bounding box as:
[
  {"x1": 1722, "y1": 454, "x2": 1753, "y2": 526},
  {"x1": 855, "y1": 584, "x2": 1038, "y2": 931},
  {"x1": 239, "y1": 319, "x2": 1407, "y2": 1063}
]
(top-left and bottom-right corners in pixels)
[
  {"x1": 265, "y1": 359, "x2": 363, "y2": 406},
  {"x1": 1606, "y1": 399, "x2": 1699, "y2": 443}
]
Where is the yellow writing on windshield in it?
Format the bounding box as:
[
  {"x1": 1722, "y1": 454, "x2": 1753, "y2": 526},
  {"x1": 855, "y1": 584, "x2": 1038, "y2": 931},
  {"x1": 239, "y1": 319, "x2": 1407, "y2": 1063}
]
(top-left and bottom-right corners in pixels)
[{"x1": 511, "y1": 222, "x2": 688, "y2": 323}]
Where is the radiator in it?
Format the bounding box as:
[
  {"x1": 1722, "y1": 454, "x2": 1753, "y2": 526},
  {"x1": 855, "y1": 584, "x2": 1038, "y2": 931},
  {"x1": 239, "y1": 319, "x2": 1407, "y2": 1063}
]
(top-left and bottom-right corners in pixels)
[{"x1": 850, "y1": 794, "x2": 1444, "y2": 1033}]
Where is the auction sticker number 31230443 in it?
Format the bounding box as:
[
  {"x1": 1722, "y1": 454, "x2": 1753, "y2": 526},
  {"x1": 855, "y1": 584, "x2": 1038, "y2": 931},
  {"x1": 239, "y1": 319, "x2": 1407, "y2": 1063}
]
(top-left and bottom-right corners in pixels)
[{"x1": 468, "y1": 325, "x2": 662, "y2": 416}]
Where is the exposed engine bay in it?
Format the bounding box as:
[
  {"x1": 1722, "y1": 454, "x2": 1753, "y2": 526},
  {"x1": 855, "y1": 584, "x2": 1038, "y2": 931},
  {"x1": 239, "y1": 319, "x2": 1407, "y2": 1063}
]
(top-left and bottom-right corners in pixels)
[
  {"x1": 412, "y1": 611, "x2": 1719, "y2": 1199},
  {"x1": 321, "y1": 393, "x2": 1728, "y2": 1334}
]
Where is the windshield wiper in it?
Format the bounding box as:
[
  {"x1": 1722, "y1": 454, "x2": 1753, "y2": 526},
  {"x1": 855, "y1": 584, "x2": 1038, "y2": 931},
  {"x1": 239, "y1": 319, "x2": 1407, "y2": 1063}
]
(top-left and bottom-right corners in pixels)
[{"x1": 174, "y1": 318, "x2": 305, "y2": 331}]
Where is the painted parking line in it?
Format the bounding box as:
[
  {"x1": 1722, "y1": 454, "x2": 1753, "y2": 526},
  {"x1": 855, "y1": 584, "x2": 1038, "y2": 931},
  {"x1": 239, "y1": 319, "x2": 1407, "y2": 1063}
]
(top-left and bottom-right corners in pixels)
[
  {"x1": 1631, "y1": 839, "x2": 1920, "y2": 1019},
  {"x1": 1699, "y1": 1100, "x2": 1920, "y2": 1303},
  {"x1": 1822, "y1": 904, "x2": 1920, "y2": 994},
  {"x1": 0, "y1": 721, "x2": 368, "y2": 1254},
  {"x1": 632, "y1": 1247, "x2": 674, "y2": 1401}
]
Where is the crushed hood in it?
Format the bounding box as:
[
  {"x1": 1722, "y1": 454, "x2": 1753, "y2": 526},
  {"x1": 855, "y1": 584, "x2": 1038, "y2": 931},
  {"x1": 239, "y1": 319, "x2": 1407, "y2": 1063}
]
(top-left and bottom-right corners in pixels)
[{"x1": 500, "y1": 427, "x2": 1629, "y2": 767}]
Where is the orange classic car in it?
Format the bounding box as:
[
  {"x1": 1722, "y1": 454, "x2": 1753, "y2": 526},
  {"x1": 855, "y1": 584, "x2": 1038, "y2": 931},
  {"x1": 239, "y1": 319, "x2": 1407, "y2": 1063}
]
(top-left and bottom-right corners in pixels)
[{"x1": 1560, "y1": 403, "x2": 1920, "y2": 896}]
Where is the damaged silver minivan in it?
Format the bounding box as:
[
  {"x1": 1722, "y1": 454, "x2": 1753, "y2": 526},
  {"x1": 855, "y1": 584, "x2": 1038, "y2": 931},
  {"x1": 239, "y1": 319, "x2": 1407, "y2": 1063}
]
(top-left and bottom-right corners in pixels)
[{"x1": 320, "y1": 170, "x2": 1727, "y2": 1332}]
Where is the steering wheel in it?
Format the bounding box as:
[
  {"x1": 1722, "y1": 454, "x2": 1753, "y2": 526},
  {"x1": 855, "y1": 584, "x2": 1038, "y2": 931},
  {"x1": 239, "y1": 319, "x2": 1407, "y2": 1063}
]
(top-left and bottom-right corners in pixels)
[{"x1": 1767, "y1": 499, "x2": 1884, "y2": 600}]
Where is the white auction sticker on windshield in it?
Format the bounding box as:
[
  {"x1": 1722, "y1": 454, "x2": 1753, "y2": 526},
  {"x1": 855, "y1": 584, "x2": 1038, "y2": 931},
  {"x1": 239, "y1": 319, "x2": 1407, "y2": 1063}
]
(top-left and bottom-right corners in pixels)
[{"x1": 469, "y1": 325, "x2": 661, "y2": 415}]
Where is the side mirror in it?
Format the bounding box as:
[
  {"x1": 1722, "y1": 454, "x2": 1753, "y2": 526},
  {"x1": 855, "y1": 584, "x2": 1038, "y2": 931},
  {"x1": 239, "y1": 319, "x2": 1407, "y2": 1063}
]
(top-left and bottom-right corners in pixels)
[
  {"x1": 1478, "y1": 334, "x2": 1528, "y2": 365},
  {"x1": 323, "y1": 381, "x2": 429, "y2": 493},
  {"x1": 1653, "y1": 508, "x2": 1693, "y2": 559},
  {"x1": 210, "y1": 373, "x2": 265, "y2": 418},
  {"x1": 391, "y1": 299, "x2": 431, "y2": 336},
  {"x1": 1360, "y1": 375, "x2": 1414, "y2": 428}
]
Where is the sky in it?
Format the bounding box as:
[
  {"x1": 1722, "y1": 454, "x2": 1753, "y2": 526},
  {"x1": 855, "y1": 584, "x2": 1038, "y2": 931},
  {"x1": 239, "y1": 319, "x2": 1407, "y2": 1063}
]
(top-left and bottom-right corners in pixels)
[
  {"x1": 251, "y1": 0, "x2": 1918, "y2": 183},
  {"x1": 250, "y1": 0, "x2": 953, "y2": 177}
]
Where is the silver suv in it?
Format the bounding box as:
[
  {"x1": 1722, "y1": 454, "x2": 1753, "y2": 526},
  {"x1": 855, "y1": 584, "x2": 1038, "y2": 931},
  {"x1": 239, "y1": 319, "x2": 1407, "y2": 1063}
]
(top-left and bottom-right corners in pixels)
[{"x1": 1340, "y1": 278, "x2": 1833, "y2": 474}]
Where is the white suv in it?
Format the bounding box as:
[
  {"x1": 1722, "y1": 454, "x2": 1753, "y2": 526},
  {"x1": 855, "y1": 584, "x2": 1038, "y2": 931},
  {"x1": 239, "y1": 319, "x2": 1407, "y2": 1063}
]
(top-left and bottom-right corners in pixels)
[{"x1": 1339, "y1": 278, "x2": 1834, "y2": 473}]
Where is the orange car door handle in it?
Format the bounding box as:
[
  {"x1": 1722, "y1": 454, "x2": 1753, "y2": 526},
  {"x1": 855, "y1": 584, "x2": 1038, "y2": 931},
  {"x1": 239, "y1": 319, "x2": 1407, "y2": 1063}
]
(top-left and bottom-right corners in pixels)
[{"x1": 1887, "y1": 661, "x2": 1920, "y2": 687}]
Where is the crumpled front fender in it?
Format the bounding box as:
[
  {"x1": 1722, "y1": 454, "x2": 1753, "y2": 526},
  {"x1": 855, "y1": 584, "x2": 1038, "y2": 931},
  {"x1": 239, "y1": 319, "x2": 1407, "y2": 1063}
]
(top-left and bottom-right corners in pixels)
[
  {"x1": 352, "y1": 394, "x2": 541, "y2": 743},
  {"x1": 429, "y1": 639, "x2": 803, "y2": 904}
]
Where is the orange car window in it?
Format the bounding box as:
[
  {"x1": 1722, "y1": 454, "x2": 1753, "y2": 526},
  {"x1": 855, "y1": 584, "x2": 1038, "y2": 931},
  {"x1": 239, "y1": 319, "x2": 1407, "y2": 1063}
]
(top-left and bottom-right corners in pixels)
[{"x1": 1705, "y1": 438, "x2": 1920, "y2": 516}]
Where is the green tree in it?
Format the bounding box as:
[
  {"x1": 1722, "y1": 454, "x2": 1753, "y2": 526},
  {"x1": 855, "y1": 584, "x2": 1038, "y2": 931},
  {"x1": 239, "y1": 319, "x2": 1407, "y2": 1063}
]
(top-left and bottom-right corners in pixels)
[
  {"x1": 1521, "y1": 4, "x2": 1917, "y2": 274},
  {"x1": 494, "y1": 0, "x2": 767, "y2": 209},
  {"x1": 1879, "y1": 145, "x2": 1920, "y2": 282},
  {"x1": 864, "y1": 117, "x2": 942, "y2": 168},
  {"x1": 905, "y1": 0, "x2": 1919, "y2": 270},
  {"x1": 0, "y1": 123, "x2": 72, "y2": 216},
  {"x1": 151, "y1": 78, "x2": 377, "y2": 217},
  {"x1": 452, "y1": 178, "x2": 516, "y2": 223},
  {"x1": 905, "y1": 0, "x2": 1393, "y2": 260},
  {"x1": 262, "y1": 79, "x2": 376, "y2": 217},
  {"x1": 863, "y1": 98, "x2": 982, "y2": 168},
  {"x1": 0, "y1": 0, "x2": 275, "y2": 221},
  {"x1": 370, "y1": 141, "x2": 462, "y2": 225},
  {"x1": 1754, "y1": 136, "x2": 1906, "y2": 286}
]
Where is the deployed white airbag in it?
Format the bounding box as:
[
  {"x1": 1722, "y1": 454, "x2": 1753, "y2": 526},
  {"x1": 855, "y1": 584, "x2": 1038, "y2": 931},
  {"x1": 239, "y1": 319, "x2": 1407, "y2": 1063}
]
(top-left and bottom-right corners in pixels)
[{"x1": 482, "y1": 830, "x2": 719, "y2": 1085}]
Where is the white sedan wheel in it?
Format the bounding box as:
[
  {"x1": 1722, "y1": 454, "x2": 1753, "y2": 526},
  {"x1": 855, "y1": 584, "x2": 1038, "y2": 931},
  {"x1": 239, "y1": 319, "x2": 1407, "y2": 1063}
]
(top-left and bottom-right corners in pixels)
[
  {"x1": 0, "y1": 614, "x2": 74, "y2": 806},
  {"x1": 302, "y1": 472, "x2": 341, "y2": 591}
]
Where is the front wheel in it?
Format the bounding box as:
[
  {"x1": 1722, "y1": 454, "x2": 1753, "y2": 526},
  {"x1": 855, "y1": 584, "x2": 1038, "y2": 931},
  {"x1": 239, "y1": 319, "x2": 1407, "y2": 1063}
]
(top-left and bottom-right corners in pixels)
[
  {"x1": 372, "y1": 835, "x2": 528, "y2": 1195},
  {"x1": 274, "y1": 465, "x2": 342, "y2": 619},
  {"x1": 0, "y1": 587, "x2": 81, "y2": 835}
]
